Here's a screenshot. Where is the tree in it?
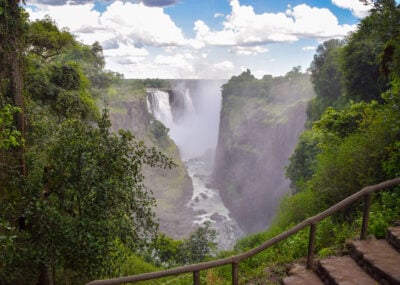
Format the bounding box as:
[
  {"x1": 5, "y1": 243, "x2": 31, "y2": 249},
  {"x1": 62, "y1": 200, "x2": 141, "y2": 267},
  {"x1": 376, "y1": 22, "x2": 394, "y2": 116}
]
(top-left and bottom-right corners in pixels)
[
  {"x1": 26, "y1": 60, "x2": 99, "y2": 122},
  {"x1": 1, "y1": 9, "x2": 179, "y2": 285},
  {"x1": 27, "y1": 16, "x2": 76, "y2": 61},
  {"x1": 0, "y1": 0, "x2": 28, "y2": 174},
  {"x1": 177, "y1": 222, "x2": 217, "y2": 265},
  {"x1": 0, "y1": 111, "x2": 175, "y2": 284},
  {"x1": 286, "y1": 130, "x2": 321, "y2": 193},
  {"x1": 62, "y1": 42, "x2": 122, "y2": 91},
  {"x1": 308, "y1": 39, "x2": 346, "y2": 123},
  {"x1": 311, "y1": 107, "x2": 396, "y2": 207},
  {"x1": 342, "y1": 0, "x2": 400, "y2": 103}
]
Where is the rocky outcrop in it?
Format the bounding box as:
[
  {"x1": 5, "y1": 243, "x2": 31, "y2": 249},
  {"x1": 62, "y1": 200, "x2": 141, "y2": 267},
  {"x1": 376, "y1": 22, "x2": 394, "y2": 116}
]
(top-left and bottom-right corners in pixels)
[
  {"x1": 212, "y1": 72, "x2": 314, "y2": 233},
  {"x1": 109, "y1": 98, "x2": 150, "y2": 138}
]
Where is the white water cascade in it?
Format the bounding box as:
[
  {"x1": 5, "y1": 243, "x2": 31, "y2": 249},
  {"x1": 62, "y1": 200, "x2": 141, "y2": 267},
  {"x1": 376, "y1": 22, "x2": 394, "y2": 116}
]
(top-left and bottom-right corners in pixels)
[
  {"x1": 146, "y1": 83, "x2": 244, "y2": 250},
  {"x1": 147, "y1": 90, "x2": 174, "y2": 129}
]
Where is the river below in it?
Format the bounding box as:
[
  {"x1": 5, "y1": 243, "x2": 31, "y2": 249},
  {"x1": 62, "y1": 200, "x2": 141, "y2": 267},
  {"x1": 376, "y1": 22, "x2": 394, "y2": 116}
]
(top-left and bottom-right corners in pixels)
[{"x1": 185, "y1": 154, "x2": 244, "y2": 250}]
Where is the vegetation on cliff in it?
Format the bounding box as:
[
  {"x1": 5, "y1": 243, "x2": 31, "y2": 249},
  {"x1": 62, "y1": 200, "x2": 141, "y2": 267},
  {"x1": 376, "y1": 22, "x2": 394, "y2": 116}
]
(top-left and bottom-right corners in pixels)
[{"x1": 213, "y1": 67, "x2": 315, "y2": 233}]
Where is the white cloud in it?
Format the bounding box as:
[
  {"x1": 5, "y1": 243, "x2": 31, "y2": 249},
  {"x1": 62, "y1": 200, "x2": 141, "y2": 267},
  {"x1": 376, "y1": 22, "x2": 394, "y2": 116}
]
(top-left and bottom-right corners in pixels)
[
  {"x1": 191, "y1": 0, "x2": 356, "y2": 52},
  {"x1": 100, "y1": 1, "x2": 185, "y2": 47},
  {"x1": 26, "y1": 0, "x2": 360, "y2": 79},
  {"x1": 27, "y1": 1, "x2": 185, "y2": 50},
  {"x1": 287, "y1": 4, "x2": 355, "y2": 38},
  {"x1": 214, "y1": 60, "x2": 234, "y2": 72},
  {"x1": 27, "y1": 3, "x2": 101, "y2": 32},
  {"x1": 332, "y1": 0, "x2": 373, "y2": 18},
  {"x1": 29, "y1": 0, "x2": 180, "y2": 8},
  {"x1": 154, "y1": 54, "x2": 196, "y2": 77},
  {"x1": 230, "y1": 45, "x2": 269, "y2": 56},
  {"x1": 302, "y1": 46, "x2": 316, "y2": 51},
  {"x1": 191, "y1": 20, "x2": 237, "y2": 48},
  {"x1": 27, "y1": 1, "x2": 189, "y2": 78},
  {"x1": 103, "y1": 44, "x2": 149, "y2": 61}
]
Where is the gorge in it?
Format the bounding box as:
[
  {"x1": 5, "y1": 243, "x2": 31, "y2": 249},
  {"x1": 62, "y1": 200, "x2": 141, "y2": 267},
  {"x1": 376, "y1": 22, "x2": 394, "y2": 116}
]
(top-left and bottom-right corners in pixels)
[{"x1": 107, "y1": 71, "x2": 315, "y2": 247}]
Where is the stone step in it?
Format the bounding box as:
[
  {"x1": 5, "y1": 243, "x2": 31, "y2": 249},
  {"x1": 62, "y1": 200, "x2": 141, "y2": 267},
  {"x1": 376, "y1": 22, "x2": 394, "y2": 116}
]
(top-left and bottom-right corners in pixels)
[
  {"x1": 387, "y1": 226, "x2": 400, "y2": 253},
  {"x1": 282, "y1": 264, "x2": 324, "y2": 285},
  {"x1": 348, "y1": 239, "x2": 400, "y2": 285},
  {"x1": 317, "y1": 256, "x2": 378, "y2": 285}
]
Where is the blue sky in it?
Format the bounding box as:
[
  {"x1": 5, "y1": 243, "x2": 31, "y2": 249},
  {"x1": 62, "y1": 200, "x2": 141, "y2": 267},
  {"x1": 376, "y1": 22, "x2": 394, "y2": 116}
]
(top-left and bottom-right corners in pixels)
[{"x1": 26, "y1": 0, "x2": 374, "y2": 79}]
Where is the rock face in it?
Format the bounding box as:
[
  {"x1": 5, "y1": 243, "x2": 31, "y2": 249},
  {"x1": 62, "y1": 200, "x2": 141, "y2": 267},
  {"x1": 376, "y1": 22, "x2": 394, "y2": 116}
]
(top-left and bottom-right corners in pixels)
[
  {"x1": 212, "y1": 71, "x2": 314, "y2": 233},
  {"x1": 105, "y1": 82, "x2": 195, "y2": 239}
]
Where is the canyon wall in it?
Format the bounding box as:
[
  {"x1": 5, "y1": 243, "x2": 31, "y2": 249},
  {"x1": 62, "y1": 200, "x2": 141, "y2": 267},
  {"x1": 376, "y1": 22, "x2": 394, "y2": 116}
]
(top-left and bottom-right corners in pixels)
[
  {"x1": 212, "y1": 70, "x2": 315, "y2": 233},
  {"x1": 104, "y1": 81, "x2": 195, "y2": 239}
]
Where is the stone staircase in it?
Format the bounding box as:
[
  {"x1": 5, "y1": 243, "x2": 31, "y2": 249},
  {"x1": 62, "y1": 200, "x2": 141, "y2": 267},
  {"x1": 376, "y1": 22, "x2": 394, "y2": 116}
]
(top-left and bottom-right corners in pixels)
[{"x1": 282, "y1": 227, "x2": 400, "y2": 285}]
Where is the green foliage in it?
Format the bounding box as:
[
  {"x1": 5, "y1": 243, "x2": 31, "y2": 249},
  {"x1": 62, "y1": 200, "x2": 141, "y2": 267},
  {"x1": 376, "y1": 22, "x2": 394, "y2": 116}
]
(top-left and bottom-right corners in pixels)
[
  {"x1": 313, "y1": 101, "x2": 379, "y2": 145},
  {"x1": 0, "y1": 111, "x2": 175, "y2": 283},
  {"x1": 220, "y1": 68, "x2": 314, "y2": 134},
  {"x1": 106, "y1": 239, "x2": 160, "y2": 279},
  {"x1": 307, "y1": 39, "x2": 347, "y2": 124},
  {"x1": 50, "y1": 62, "x2": 87, "y2": 90},
  {"x1": 208, "y1": 3, "x2": 400, "y2": 284},
  {"x1": 266, "y1": 3, "x2": 400, "y2": 283},
  {"x1": 143, "y1": 78, "x2": 170, "y2": 88},
  {"x1": 176, "y1": 222, "x2": 217, "y2": 265},
  {"x1": 62, "y1": 42, "x2": 123, "y2": 91},
  {"x1": 369, "y1": 189, "x2": 400, "y2": 238},
  {"x1": 148, "y1": 119, "x2": 171, "y2": 150},
  {"x1": 26, "y1": 60, "x2": 99, "y2": 121},
  {"x1": 310, "y1": 102, "x2": 398, "y2": 207},
  {"x1": 221, "y1": 68, "x2": 312, "y2": 102},
  {"x1": 221, "y1": 69, "x2": 259, "y2": 99},
  {"x1": 0, "y1": 220, "x2": 17, "y2": 250},
  {"x1": 0, "y1": 103, "x2": 22, "y2": 149},
  {"x1": 310, "y1": 39, "x2": 345, "y2": 101},
  {"x1": 342, "y1": 0, "x2": 400, "y2": 103},
  {"x1": 153, "y1": 234, "x2": 182, "y2": 267},
  {"x1": 286, "y1": 130, "x2": 321, "y2": 192},
  {"x1": 0, "y1": 9, "x2": 187, "y2": 285},
  {"x1": 273, "y1": 189, "x2": 319, "y2": 228},
  {"x1": 342, "y1": 33, "x2": 386, "y2": 102},
  {"x1": 27, "y1": 16, "x2": 76, "y2": 60}
]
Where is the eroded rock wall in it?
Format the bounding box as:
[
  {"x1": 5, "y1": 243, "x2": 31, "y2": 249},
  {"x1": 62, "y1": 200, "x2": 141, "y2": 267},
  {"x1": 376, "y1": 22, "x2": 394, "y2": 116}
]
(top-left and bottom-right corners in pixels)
[{"x1": 212, "y1": 73, "x2": 314, "y2": 233}]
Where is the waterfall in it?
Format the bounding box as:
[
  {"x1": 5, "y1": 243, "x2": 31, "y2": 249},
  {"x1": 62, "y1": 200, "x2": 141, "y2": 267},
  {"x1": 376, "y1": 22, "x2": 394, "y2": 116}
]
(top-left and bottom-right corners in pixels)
[
  {"x1": 147, "y1": 90, "x2": 174, "y2": 129},
  {"x1": 182, "y1": 88, "x2": 196, "y2": 117}
]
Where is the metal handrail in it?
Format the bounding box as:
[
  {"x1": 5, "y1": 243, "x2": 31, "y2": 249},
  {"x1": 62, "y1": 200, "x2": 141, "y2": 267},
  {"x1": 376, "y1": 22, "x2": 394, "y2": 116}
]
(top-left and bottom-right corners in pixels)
[{"x1": 87, "y1": 177, "x2": 400, "y2": 285}]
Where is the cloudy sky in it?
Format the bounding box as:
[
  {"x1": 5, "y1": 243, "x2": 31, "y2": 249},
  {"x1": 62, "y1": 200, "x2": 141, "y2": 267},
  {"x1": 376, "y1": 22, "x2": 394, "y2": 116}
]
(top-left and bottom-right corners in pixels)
[{"x1": 26, "y1": 0, "x2": 374, "y2": 79}]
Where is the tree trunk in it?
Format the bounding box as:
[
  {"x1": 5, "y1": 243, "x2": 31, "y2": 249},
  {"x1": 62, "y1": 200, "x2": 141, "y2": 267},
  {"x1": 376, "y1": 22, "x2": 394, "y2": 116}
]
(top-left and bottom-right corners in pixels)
[
  {"x1": 9, "y1": 39, "x2": 26, "y2": 175},
  {"x1": 0, "y1": 0, "x2": 26, "y2": 175},
  {"x1": 37, "y1": 265, "x2": 54, "y2": 285}
]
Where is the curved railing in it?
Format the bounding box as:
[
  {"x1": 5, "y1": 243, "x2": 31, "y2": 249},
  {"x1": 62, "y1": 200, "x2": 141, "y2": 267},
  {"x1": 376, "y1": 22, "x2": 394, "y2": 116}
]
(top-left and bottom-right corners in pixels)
[{"x1": 87, "y1": 177, "x2": 400, "y2": 285}]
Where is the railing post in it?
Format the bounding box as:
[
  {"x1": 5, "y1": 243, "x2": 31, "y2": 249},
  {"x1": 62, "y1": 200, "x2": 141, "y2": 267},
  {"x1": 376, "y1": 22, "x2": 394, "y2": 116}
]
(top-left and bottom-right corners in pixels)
[
  {"x1": 360, "y1": 194, "x2": 372, "y2": 240},
  {"x1": 307, "y1": 223, "x2": 317, "y2": 269},
  {"x1": 232, "y1": 262, "x2": 239, "y2": 285},
  {"x1": 193, "y1": 270, "x2": 200, "y2": 285}
]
